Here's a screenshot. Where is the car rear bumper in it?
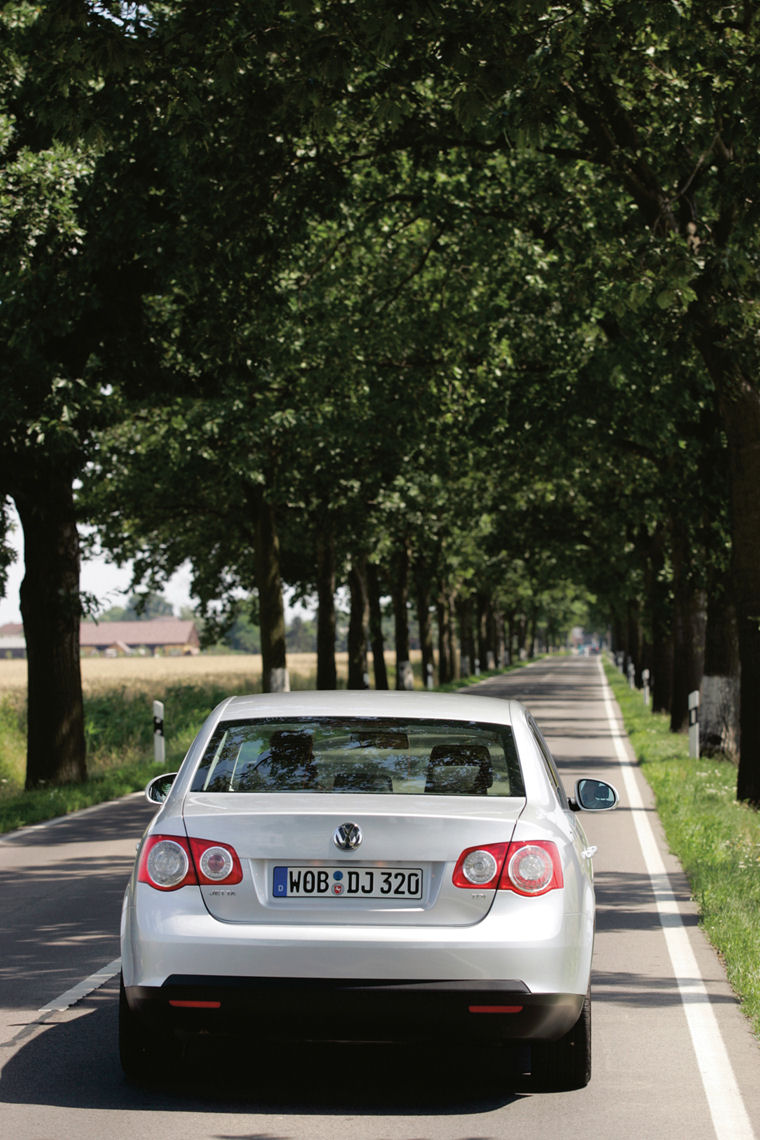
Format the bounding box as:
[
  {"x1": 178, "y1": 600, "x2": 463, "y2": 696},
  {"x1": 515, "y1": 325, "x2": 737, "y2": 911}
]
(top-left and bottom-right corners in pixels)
[
  {"x1": 122, "y1": 884, "x2": 594, "y2": 997},
  {"x1": 124, "y1": 976, "x2": 585, "y2": 1043}
]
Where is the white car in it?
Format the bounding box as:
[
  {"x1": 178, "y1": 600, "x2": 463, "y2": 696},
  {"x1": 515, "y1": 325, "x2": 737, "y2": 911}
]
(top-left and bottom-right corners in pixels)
[{"x1": 120, "y1": 689, "x2": 617, "y2": 1089}]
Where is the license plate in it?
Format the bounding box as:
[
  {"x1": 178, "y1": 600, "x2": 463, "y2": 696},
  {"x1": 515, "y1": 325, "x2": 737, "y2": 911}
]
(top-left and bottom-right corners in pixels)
[{"x1": 273, "y1": 865, "x2": 423, "y2": 899}]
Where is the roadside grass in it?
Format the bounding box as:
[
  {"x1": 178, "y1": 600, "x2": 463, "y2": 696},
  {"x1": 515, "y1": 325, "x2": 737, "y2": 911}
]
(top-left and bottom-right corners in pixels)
[{"x1": 604, "y1": 660, "x2": 760, "y2": 1038}]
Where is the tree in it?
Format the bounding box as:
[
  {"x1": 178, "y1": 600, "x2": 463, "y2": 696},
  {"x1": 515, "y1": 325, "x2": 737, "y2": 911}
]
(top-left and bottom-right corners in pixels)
[
  {"x1": 0, "y1": 2, "x2": 200, "y2": 784},
  {"x1": 298, "y1": 0, "x2": 760, "y2": 798},
  {"x1": 0, "y1": 4, "x2": 115, "y2": 786}
]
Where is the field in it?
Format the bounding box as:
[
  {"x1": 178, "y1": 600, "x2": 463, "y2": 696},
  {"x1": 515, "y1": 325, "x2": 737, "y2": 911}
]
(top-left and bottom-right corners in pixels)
[{"x1": 0, "y1": 651, "x2": 364, "y2": 695}]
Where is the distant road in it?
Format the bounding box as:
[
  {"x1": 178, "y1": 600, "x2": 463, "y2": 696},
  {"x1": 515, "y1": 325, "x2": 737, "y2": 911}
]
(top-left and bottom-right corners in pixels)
[{"x1": 0, "y1": 655, "x2": 758, "y2": 1139}]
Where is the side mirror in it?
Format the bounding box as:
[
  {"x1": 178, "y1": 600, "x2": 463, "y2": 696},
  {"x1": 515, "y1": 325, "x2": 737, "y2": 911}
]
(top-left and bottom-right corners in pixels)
[
  {"x1": 571, "y1": 777, "x2": 619, "y2": 812},
  {"x1": 145, "y1": 772, "x2": 178, "y2": 805}
]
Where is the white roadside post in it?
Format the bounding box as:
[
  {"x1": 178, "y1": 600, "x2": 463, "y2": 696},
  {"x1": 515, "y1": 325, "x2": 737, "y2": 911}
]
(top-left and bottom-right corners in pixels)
[
  {"x1": 627, "y1": 661, "x2": 636, "y2": 689},
  {"x1": 642, "y1": 668, "x2": 651, "y2": 706},
  {"x1": 688, "y1": 690, "x2": 700, "y2": 759},
  {"x1": 153, "y1": 700, "x2": 165, "y2": 766}
]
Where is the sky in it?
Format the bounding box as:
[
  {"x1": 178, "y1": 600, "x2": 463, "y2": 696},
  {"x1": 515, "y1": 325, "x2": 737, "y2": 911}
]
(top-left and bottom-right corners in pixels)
[
  {"x1": 0, "y1": 505, "x2": 312, "y2": 626},
  {"x1": 0, "y1": 505, "x2": 195, "y2": 626}
]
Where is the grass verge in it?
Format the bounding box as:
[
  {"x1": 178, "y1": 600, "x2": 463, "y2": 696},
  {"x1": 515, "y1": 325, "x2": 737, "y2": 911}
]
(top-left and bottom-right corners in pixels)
[{"x1": 604, "y1": 659, "x2": 760, "y2": 1038}]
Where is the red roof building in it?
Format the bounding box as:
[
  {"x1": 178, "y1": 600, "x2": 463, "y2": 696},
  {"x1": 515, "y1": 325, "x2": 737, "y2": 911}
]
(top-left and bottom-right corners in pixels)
[{"x1": 79, "y1": 618, "x2": 200, "y2": 656}]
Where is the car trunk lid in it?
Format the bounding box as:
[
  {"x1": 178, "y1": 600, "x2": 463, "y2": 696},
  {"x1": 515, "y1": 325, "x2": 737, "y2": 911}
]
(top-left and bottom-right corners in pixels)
[{"x1": 182, "y1": 792, "x2": 525, "y2": 926}]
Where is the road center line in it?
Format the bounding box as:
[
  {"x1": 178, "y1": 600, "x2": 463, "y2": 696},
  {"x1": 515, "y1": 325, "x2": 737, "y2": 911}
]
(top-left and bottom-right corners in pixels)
[
  {"x1": 38, "y1": 958, "x2": 121, "y2": 1014},
  {"x1": 597, "y1": 657, "x2": 755, "y2": 1140}
]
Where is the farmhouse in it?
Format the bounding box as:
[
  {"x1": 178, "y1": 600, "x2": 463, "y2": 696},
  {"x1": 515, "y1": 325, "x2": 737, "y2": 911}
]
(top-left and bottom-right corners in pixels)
[
  {"x1": 1, "y1": 618, "x2": 201, "y2": 658},
  {"x1": 0, "y1": 623, "x2": 26, "y2": 659},
  {"x1": 79, "y1": 618, "x2": 200, "y2": 656}
]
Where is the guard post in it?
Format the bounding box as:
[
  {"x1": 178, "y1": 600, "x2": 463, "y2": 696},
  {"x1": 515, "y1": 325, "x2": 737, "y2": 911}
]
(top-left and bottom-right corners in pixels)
[
  {"x1": 688, "y1": 690, "x2": 700, "y2": 759},
  {"x1": 153, "y1": 699, "x2": 165, "y2": 766},
  {"x1": 642, "y1": 668, "x2": 650, "y2": 707}
]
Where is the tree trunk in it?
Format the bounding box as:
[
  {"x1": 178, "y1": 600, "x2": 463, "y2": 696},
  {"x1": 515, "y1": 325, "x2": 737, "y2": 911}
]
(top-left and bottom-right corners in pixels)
[
  {"x1": 436, "y1": 591, "x2": 451, "y2": 684},
  {"x1": 718, "y1": 374, "x2": 760, "y2": 800},
  {"x1": 252, "y1": 489, "x2": 289, "y2": 693},
  {"x1": 366, "y1": 561, "x2": 388, "y2": 690},
  {"x1": 487, "y1": 601, "x2": 503, "y2": 668},
  {"x1": 611, "y1": 609, "x2": 626, "y2": 665},
  {"x1": 458, "y1": 596, "x2": 475, "y2": 675},
  {"x1": 670, "y1": 584, "x2": 706, "y2": 733},
  {"x1": 701, "y1": 575, "x2": 740, "y2": 758},
  {"x1": 315, "y1": 529, "x2": 337, "y2": 690},
  {"x1": 626, "y1": 599, "x2": 643, "y2": 683},
  {"x1": 347, "y1": 557, "x2": 370, "y2": 689},
  {"x1": 446, "y1": 590, "x2": 460, "y2": 679},
  {"x1": 518, "y1": 613, "x2": 529, "y2": 658},
  {"x1": 692, "y1": 306, "x2": 760, "y2": 801},
  {"x1": 476, "y1": 591, "x2": 490, "y2": 672},
  {"x1": 415, "y1": 562, "x2": 435, "y2": 688},
  {"x1": 642, "y1": 524, "x2": 673, "y2": 715},
  {"x1": 505, "y1": 610, "x2": 516, "y2": 666},
  {"x1": 651, "y1": 636, "x2": 674, "y2": 716},
  {"x1": 392, "y1": 540, "x2": 413, "y2": 690},
  {"x1": 16, "y1": 477, "x2": 86, "y2": 788},
  {"x1": 669, "y1": 521, "x2": 706, "y2": 733},
  {"x1": 527, "y1": 603, "x2": 537, "y2": 659}
]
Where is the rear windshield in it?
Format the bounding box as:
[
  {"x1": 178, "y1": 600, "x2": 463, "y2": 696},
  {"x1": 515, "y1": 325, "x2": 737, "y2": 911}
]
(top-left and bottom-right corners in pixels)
[{"x1": 191, "y1": 716, "x2": 525, "y2": 797}]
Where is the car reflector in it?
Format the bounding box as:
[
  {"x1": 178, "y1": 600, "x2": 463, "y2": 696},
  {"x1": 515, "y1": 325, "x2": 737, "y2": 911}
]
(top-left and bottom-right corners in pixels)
[
  {"x1": 468, "y1": 1005, "x2": 524, "y2": 1013},
  {"x1": 168, "y1": 1000, "x2": 221, "y2": 1009}
]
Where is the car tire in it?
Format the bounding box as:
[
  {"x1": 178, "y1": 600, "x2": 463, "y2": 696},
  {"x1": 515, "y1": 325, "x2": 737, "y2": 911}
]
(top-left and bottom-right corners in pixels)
[
  {"x1": 119, "y1": 973, "x2": 167, "y2": 1081},
  {"x1": 531, "y1": 989, "x2": 591, "y2": 1091}
]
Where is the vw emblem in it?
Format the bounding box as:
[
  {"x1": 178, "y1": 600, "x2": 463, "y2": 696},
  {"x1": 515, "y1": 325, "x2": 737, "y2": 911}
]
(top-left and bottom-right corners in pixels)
[{"x1": 333, "y1": 821, "x2": 362, "y2": 850}]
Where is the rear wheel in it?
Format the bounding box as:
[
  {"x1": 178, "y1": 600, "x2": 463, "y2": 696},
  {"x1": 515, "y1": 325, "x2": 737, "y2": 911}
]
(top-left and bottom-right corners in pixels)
[
  {"x1": 119, "y1": 974, "x2": 173, "y2": 1081},
  {"x1": 530, "y1": 990, "x2": 591, "y2": 1091}
]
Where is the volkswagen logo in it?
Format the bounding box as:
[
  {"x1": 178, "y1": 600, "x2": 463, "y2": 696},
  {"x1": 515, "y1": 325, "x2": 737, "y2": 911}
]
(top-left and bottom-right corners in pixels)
[{"x1": 333, "y1": 821, "x2": 362, "y2": 850}]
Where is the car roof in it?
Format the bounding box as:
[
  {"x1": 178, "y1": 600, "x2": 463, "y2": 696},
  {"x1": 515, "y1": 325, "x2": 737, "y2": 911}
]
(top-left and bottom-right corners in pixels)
[{"x1": 211, "y1": 689, "x2": 523, "y2": 728}]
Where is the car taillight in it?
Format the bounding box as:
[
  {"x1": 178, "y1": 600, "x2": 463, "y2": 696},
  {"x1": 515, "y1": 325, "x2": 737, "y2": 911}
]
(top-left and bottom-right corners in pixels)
[
  {"x1": 452, "y1": 843, "x2": 508, "y2": 889},
  {"x1": 452, "y1": 840, "x2": 563, "y2": 895},
  {"x1": 138, "y1": 835, "x2": 243, "y2": 891},
  {"x1": 189, "y1": 838, "x2": 243, "y2": 884},
  {"x1": 500, "y1": 841, "x2": 563, "y2": 895}
]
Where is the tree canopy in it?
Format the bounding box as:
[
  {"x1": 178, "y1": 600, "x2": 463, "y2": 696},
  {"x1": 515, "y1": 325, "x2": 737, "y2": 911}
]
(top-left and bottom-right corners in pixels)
[{"x1": 3, "y1": 1, "x2": 759, "y2": 801}]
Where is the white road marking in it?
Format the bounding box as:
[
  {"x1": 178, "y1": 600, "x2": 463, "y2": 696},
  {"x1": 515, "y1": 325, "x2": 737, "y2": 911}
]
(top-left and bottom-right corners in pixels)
[
  {"x1": 598, "y1": 658, "x2": 755, "y2": 1140},
  {"x1": 38, "y1": 958, "x2": 121, "y2": 1013}
]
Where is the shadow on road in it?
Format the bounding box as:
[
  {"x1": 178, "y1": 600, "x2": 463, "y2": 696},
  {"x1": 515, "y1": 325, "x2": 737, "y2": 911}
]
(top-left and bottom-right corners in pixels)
[{"x1": 0, "y1": 985, "x2": 532, "y2": 1116}]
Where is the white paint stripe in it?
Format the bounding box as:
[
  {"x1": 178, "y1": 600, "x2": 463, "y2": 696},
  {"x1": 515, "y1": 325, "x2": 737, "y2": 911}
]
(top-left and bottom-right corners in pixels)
[
  {"x1": 597, "y1": 658, "x2": 755, "y2": 1140},
  {"x1": 39, "y1": 958, "x2": 121, "y2": 1013}
]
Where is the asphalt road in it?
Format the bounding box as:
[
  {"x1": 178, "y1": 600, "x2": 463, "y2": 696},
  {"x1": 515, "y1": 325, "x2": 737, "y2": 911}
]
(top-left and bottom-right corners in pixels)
[{"x1": 1, "y1": 655, "x2": 758, "y2": 1139}]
